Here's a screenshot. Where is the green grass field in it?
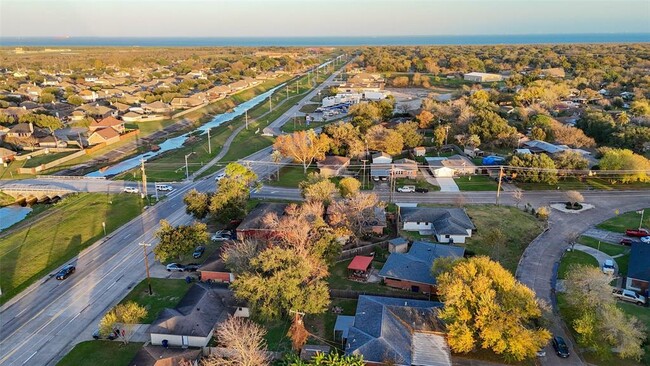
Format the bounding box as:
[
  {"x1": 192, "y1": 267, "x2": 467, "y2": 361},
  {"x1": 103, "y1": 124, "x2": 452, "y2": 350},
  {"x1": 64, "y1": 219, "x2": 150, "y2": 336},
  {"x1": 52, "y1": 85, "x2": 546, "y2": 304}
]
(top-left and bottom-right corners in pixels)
[
  {"x1": 56, "y1": 341, "x2": 143, "y2": 366},
  {"x1": 0, "y1": 193, "x2": 145, "y2": 305},
  {"x1": 557, "y1": 250, "x2": 599, "y2": 279},
  {"x1": 577, "y1": 236, "x2": 629, "y2": 257},
  {"x1": 597, "y1": 208, "x2": 649, "y2": 233},
  {"x1": 22, "y1": 151, "x2": 77, "y2": 168},
  {"x1": 266, "y1": 166, "x2": 317, "y2": 187},
  {"x1": 455, "y1": 175, "x2": 499, "y2": 191},
  {"x1": 118, "y1": 278, "x2": 192, "y2": 323}
]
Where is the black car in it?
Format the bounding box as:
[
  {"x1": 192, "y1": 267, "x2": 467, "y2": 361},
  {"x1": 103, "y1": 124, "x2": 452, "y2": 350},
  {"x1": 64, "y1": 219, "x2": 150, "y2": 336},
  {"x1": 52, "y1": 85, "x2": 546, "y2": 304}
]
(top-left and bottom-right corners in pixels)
[
  {"x1": 192, "y1": 246, "x2": 206, "y2": 259},
  {"x1": 552, "y1": 336, "x2": 570, "y2": 358},
  {"x1": 56, "y1": 264, "x2": 76, "y2": 280},
  {"x1": 92, "y1": 329, "x2": 116, "y2": 340},
  {"x1": 415, "y1": 187, "x2": 429, "y2": 193},
  {"x1": 184, "y1": 263, "x2": 201, "y2": 272}
]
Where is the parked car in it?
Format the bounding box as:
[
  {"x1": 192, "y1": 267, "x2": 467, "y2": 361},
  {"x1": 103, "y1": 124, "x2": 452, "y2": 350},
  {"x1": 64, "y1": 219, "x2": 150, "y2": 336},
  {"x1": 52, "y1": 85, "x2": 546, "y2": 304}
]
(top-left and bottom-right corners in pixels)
[
  {"x1": 123, "y1": 186, "x2": 139, "y2": 194},
  {"x1": 602, "y1": 259, "x2": 616, "y2": 275},
  {"x1": 552, "y1": 336, "x2": 570, "y2": 358},
  {"x1": 397, "y1": 185, "x2": 415, "y2": 193},
  {"x1": 92, "y1": 329, "x2": 116, "y2": 340},
  {"x1": 184, "y1": 263, "x2": 200, "y2": 272},
  {"x1": 211, "y1": 230, "x2": 232, "y2": 241},
  {"x1": 166, "y1": 263, "x2": 185, "y2": 272},
  {"x1": 372, "y1": 176, "x2": 380, "y2": 182},
  {"x1": 215, "y1": 172, "x2": 226, "y2": 182},
  {"x1": 192, "y1": 246, "x2": 205, "y2": 259},
  {"x1": 612, "y1": 288, "x2": 647, "y2": 305},
  {"x1": 619, "y1": 238, "x2": 634, "y2": 246},
  {"x1": 641, "y1": 236, "x2": 650, "y2": 243},
  {"x1": 155, "y1": 184, "x2": 172, "y2": 191},
  {"x1": 55, "y1": 264, "x2": 76, "y2": 280},
  {"x1": 536, "y1": 348, "x2": 547, "y2": 357},
  {"x1": 415, "y1": 187, "x2": 429, "y2": 193},
  {"x1": 625, "y1": 228, "x2": 650, "y2": 237}
]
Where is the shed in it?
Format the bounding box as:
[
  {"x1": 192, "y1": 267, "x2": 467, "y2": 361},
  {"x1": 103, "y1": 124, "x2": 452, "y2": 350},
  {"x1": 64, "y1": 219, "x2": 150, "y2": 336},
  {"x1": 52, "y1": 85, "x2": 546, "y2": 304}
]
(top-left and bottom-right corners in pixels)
[
  {"x1": 388, "y1": 237, "x2": 409, "y2": 253},
  {"x1": 334, "y1": 315, "x2": 355, "y2": 343}
]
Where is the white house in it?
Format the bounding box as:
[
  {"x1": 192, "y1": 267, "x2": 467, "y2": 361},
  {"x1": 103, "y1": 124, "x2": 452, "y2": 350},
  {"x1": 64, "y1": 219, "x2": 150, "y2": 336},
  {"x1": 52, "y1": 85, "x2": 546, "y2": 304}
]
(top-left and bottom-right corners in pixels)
[
  {"x1": 372, "y1": 152, "x2": 392, "y2": 164},
  {"x1": 400, "y1": 207, "x2": 475, "y2": 243},
  {"x1": 463, "y1": 72, "x2": 503, "y2": 83},
  {"x1": 426, "y1": 155, "x2": 475, "y2": 177},
  {"x1": 148, "y1": 284, "x2": 227, "y2": 348}
]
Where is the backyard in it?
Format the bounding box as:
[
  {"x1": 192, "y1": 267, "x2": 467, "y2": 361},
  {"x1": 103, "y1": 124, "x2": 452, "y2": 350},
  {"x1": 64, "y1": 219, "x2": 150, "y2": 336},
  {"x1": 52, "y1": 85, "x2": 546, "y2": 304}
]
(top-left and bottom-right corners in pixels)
[{"x1": 0, "y1": 193, "x2": 146, "y2": 304}]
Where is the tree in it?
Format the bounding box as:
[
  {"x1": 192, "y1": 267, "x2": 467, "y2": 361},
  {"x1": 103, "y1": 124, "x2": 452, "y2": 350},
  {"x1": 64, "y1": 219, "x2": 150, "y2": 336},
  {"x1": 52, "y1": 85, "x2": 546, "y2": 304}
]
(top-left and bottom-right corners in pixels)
[
  {"x1": 274, "y1": 130, "x2": 331, "y2": 173},
  {"x1": 512, "y1": 189, "x2": 524, "y2": 208},
  {"x1": 553, "y1": 150, "x2": 589, "y2": 172},
  {"x1": 99, "y1": 301, "x2": 147, "y2": 344},
  {"x1": 231, "y1": 247, "x2": 330, "y2": 320},
  {"x1": 279, "y1": 353, "x2": 365, "y2": 366},
  {"x1": 364, "y1": 125, "x2": 404, "y2": 155},
  {"x1": 153, "y1": 220, "x2": 209, "y2": 262},
  {"x1": 469, "y1": 109, "x2": 517, "y2": 145},
  {"x1": 271, "y1": 150, "x2": 283, "y2": 181},
  {"x1": 509, "y1": 153, "x2": 558, "y2": 184},
  {"x1": 323, "y1": 122, "x2": 364, "y2": 157},
  {"x1": 417, "y1": 109, "x2": 435, "y2": 129},
  {"x1": 39, "y1": 92, "x2": 55, "y2": 104},
  {"x1": 338, "y1": 177, "x2": 361, "y2": 198},
  {"x1": 433, "y1": 126, "x2": 447, "y2": 148},
  {"x1": 183, "y1": 189, "x2": 210, "y2": 219},
  {"x1": 348, "y1": 102, "x2": 381, "y2": 123},
  {"x1": 630, "y1": 99, "x2": 650, "y2": 117},
  {"x1": 484, "y1": 227, "x2": 506, "y2": 261},
  {"x1": 202, "y1": 316, "x2": 270, "y2": 366},
  {"x1": 599, "y1": 148, "x2": 650, "y2": 183},
  {"x1": 221, "y1": 239, "x2": 266, "y2": 274},
  {"x1": 327, "y1": 193, "x2": 383, "y2": 240},
  {"x1": 565, "y1": 190, "x2": 584, "y2": 205},
  {"x1": 550, "y1": 123, "x2": 595, "y2": 148},
  {"x1": 530, "y1": 126, "x2": 546, "y2": 141},
  {"x1": 536, "y1": 206, "x2": 550, "y2": 220},
  {"x1": 394, "y1": 121, "x2": 423, "y2": 149},
  {"x1": 576, "y1": 110, "x2": 616, "y2": 144},
  {"x1": 391, "y1": 76, "x2": 409, "y2": 87},
  {"x1": 287, "y1": 314, "x2": 309, "y2": 350},
  {"x1": 209, "y1": 163, "x2": 258, "y2": 223},
  {"x1": 436, "y1": 256, "x2": 551, "y2": 361},
  {"x1": 299, "y1": 172, "x2": 337, "y2": 204},
  {"x1": 564, "y1": 265, "x2": 646, "y2": 361},
  {"x1": 19, "y1": 113, "x2": 63, "y2": 131},
  {"x1": 612, "y1": 126, "x2": 650, "y2": 154},
  {"x1": 66, "y1": 95, "x2": 84, "y2": 106}
]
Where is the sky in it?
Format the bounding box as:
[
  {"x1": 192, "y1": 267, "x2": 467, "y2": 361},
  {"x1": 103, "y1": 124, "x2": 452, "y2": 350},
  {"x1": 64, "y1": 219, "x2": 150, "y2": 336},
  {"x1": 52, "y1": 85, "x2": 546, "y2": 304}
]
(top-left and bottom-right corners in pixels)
[{"x1": 1, "y1": 0, "x2": 648, "y2": 38}]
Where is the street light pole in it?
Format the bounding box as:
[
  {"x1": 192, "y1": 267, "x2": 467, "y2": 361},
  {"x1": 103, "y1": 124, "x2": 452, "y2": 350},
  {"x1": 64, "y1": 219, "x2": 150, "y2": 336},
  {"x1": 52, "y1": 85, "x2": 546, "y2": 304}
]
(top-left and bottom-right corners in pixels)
[
  {"x1": 139, "y1": 242, "x2": 153, "y2": 295},
  {"x1": 184, "y1": 152, "x2": 194, "y2": 180},
  {"x1": 207, "y1": 128, "x2": 212, "y2": 155},
  {"x1": 102, "y1": 221, "x2": 106, "y2": 236}
]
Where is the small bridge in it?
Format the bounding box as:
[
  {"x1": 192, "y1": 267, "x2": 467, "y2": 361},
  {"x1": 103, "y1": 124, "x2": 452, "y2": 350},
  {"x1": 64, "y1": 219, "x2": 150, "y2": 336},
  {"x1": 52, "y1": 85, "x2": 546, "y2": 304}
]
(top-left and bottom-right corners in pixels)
[{"x1": 0, "y1": 184, "x2": 75, "y2": 205}]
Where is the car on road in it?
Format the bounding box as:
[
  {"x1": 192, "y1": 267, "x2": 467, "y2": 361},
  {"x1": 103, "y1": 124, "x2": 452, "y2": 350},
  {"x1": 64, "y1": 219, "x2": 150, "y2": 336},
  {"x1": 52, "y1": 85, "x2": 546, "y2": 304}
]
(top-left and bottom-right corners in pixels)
[
  {"x1": 55, "y1": 264, "x2": 76, "y2": 280},
  {"x1": 92, "y1": 329, "x2": 116, "y2": 340},
  {"x1": 415, "y1": 187, "x2": 429, "y2": 193},
  {"x1": 184, "y1": 263, "x2": 201, "y2": 272},
  {"x1": 211, "y1": 230, "x2": 232, "y2": 241},
  {"x1": 192, "y1": 246, "x2": 205, "y2": 258},
  {"x1": 612, "y1": 288, "x2": 647, "y2": 305},
  {"x1": 215, "y1": 172, "x2": 226, "y2": 182},
  {"x1": 619, "y1": 238, "x2": 634, "y2": 246},
  {"x1": 155, "y1": 184, "x2": 173, "y2": 191},
  {"x1": 640, "y1": 236, "x2": 650, "y2": 244},
  {"x1": 625, "y1": 228, "x2": 650, "y2": 237},
  {"x1": 552, "y1": 336, "x2": 570, "y2": 358},
  {"x1": 602, "y1": 259, "x2": 616, "y2": 275},
  {"x1": 166, "y1": 263, "x2": 185, "y2": 272},
  {"x1": 123, "y1": 186, "x2": 139, "y2": 194},
  {"x1": 397, "y1": 185, "x2": 415, "y2": 193}
]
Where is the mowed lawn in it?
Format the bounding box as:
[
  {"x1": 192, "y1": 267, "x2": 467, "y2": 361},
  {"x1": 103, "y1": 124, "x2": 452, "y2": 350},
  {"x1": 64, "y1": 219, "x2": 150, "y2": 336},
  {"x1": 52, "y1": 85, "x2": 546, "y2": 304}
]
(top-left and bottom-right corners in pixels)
[
  {"x1": 118, "y1": 278, "x2": 192, "y2": 323},
  {"x1": 596, "y1": 207, "x2": 650, "y2": 233},
  {"x1": 0, "y1": 193, "x2": 145, "y2": 304},
  {"x1": 557, "y1": 250, "x2": 599, "y2": 279},
  {"x1": 56, "y1": 341, "x2": 143, "y2": 366},
  {"x1": 455, "y1": 175, "x2": 499, "y2": 191}
]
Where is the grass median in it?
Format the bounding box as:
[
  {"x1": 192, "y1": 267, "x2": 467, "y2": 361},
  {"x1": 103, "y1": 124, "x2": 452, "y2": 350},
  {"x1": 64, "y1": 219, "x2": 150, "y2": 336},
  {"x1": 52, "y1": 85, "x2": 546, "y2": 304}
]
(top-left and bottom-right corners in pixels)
[{"x1": 0, "y1": 193, "x2": 146, "y2": 305}]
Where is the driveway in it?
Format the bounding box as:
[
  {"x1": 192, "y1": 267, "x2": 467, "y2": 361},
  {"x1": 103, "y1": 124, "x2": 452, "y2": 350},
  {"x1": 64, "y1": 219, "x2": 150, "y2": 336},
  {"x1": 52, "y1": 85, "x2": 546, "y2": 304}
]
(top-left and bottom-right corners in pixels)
[{"x1": 435, "y1": 177, "x2": 459, "y2": 192}]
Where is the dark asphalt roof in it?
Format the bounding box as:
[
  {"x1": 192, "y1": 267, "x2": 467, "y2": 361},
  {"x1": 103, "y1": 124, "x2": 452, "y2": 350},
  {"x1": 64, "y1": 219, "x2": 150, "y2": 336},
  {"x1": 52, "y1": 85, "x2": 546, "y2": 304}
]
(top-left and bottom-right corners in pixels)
[
  {"x1": 400, "y1": 207, "x2": 474, "y2": 236},
  {"x1": 378, "y1": 241, "x2": 465, "y2": 285},
  {"x1": 129, "y1": 345, "x2": 201, "y2": 366},
  {"x1": 628, "y1": 242, "x2": 650, "y2": 282},
  {"x1": 236, "y1": 202, "x2": 288, "y2": 231}
]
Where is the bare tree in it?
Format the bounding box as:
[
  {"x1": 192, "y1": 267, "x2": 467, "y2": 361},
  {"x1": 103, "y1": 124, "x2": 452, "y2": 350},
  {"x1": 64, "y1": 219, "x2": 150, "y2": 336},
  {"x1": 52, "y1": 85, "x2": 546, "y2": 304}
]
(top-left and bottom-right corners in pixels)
[
  {"x1": 454, "y1": 194, "x2": 466, "y2": 208},
  {"x1": 270, "y1": 150, "x2": 283, "y2": 181},
  {"x1": 512, "y1": 189, "x2": 524, "y2": 208},
  {"x1": 287, "y1": 313, "x2": 309, "y2": 350},
  {"x1": 202, "y1": 316, "x2": 270, "y2": 366},
  {"x1": 565, "y1": 190, "x2": 584, "y2": 204}
]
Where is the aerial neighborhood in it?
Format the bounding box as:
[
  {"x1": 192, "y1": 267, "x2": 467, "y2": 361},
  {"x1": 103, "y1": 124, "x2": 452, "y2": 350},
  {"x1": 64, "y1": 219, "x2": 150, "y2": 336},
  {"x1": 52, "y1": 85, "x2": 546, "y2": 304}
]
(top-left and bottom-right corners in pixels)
[{"x1": 0, "y1": 41, "x2": 649, "y2": 366}]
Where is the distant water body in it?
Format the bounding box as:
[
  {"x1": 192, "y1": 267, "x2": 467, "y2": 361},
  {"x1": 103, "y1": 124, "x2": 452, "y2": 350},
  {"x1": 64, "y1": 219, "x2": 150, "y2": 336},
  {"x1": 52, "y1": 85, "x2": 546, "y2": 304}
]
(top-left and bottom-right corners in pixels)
[{"x1": 1, "y1": 34, "x2": 648, "y2": 47}]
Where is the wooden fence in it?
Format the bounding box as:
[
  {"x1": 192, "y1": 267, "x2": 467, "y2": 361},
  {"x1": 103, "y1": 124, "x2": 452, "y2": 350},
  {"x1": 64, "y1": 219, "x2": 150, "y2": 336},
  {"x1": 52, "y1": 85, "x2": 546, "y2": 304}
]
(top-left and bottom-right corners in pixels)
[
  {"x1": 330, "y1": 289, "x2": 429, "y2": 300},
  {"x1": 338, "y1": 240, "x2": 388, "y2": 261}
]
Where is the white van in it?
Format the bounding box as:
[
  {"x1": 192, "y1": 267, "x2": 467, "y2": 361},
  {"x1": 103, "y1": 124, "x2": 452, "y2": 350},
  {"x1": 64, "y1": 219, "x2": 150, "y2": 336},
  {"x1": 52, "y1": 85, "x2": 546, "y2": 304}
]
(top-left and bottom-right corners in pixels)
[{"x1": 155, "y1": 184, "x2": 173, "y2": 191}]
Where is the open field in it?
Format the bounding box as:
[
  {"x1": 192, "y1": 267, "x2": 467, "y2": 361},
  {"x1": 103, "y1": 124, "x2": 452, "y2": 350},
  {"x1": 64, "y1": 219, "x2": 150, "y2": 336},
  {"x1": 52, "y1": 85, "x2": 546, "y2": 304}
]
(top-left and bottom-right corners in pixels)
[
  {"x1": 118, "y1": 278, "x2": 192, "y2": 323},
  {"x1": 0, "y1": 193, "x2": 145, "y2": 304},
  {"x1": 56, "y1": 341, "x2": 143, "y2": 366}
]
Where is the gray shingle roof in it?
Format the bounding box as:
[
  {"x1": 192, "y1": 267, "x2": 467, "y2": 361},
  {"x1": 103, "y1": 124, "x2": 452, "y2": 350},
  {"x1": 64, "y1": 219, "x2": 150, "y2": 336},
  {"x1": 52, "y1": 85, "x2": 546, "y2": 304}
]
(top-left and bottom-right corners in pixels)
[
  {"x1": 345, "y1": 296, "x2": 449, "y2": 366},
  {"x1": 378, "y1": 241, "x2": 465, "y2": 285},
  {"x1": 628, "y1": 242, "x2": 650, "y2": 282},
  {"x1": 400, "y1": 207, "x2": 474, "y2": 236}
]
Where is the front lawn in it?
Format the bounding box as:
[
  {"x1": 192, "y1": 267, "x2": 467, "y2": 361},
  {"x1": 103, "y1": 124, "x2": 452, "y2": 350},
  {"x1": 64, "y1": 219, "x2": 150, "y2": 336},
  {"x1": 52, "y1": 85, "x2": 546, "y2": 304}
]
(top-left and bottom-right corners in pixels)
[
  {"x1": 395, "y1": 177, "x2": 440, "y2": 192},
  {"x1": 455, "y1": 175, "x2": 499, "y2": 191},
  {"x1": 597, "y1": 208, "x2": 649, "y2": 233},
  {"x1": 118, "y1": 278, "x2": 192, "y2": 323},
  {"x1": 557, "y1": 250, "x2": 598, "y2": 279},
  {"x1": 515, "y1": 177, "x2": 589, "y2": 191},
  {"x1": 577, "y1": 236, "x2": 629, "y2": 257},
  {"x1": 266, "y1": 166, "x2": 317, "y2": 188},
  {"x1": 0, "y1": 193, "x2": 146, "y2": 305},
  {"x1": 56, "y1": 341, "x2": 143, "y2": 366}
]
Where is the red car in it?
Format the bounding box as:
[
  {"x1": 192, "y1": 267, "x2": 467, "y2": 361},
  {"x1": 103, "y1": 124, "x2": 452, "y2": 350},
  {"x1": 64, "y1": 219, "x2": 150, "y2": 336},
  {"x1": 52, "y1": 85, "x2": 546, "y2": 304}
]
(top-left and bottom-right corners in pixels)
[
  {"x1": 619, "y1": 238, "x2": 633, "y2": 246},
  {"x1": 625, "y1": 228, "x2": 650, "y2": 237}
]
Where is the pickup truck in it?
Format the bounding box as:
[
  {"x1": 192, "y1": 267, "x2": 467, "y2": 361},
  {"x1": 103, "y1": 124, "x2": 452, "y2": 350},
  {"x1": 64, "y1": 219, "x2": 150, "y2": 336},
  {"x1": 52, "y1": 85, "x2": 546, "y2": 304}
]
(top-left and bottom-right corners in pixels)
[
  {"x1": 625, "y1": 228, "x2": 650, "y2": 237},
  {"x1": 612, "y1": 288, "x2": 647, "y2": 305},
  {"x1": 397, "y1": 185, "x2": 416, "y2": 193}
]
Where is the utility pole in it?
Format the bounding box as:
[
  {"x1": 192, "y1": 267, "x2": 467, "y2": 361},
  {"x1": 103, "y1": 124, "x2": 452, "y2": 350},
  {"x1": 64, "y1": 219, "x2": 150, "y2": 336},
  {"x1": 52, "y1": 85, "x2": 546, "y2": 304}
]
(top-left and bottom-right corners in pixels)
[
  {"x1": 361, "y1": 159, "x2": 368, "y2": 189},
  {"x1": 140, "y1": 158, "x2": 147, "y2": 199},
  {"x1": 269, "y1": 96, "x2": 272, "y2": 112},
  {"x1": 389, "y1": 164, "x2": 395, "y2": 203},
  {"x1": 296, "y1": 80, "x2": 299, "y2": 94},
  {"x1": 207, "y1": 128, "x2": 212, "y2": 155},
  {"x1": 245, "y1": 110, "x2": 249, "y2": 130},
  {"x1": 286, "y1": 85, "x2": 288, "y2": 99},
  {"x1": 639, "y1": 209, "x2": 645, "y2": 230},
  {"x1": 496, "y1": 166, "x2": 504, "y2": 205},
  {"x1": 184, "y1": 152, "x2": 194, "y2": 180},
  {"x1": 154, "y1": 181, "x2": 159, "y2": 201},
  {"x1": 139, "y1": 242, "x2": 153, "y2": 295}
]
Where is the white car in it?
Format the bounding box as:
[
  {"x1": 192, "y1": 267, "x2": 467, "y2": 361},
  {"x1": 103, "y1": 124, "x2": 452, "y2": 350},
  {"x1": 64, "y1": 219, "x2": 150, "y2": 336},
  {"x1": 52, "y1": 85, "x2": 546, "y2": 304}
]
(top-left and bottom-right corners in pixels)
[
  {"x1": 155, "y1": 184, "x2": 173, "y2": 191},
  {"x1": 397, "y1": 186, "x2": 416, "y2": 193},
  {"x1": 211, "y1": 230, "x2": 232, "y2": 241},
  {"x1": 640, "y1": 236, "x2": 650, "y2": 243},
  {"x1": 215, "y1": 172, "x2": 226, "y2": 182},
  {"x1": 123, "y1": 186, "x2": 139, "y2": 194},
  {"x1": 602, "y1": 259, "x2": 615, "y2": 274}
]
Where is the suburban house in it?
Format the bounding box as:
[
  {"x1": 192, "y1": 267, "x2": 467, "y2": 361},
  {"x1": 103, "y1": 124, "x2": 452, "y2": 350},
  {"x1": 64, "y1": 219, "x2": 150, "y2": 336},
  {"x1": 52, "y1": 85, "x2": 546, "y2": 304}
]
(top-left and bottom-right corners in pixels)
[
  {"x1": 463, "y1": 72, "x2": 504, "y2": 82},
  {"x1": 199, "y1": 248, "x2": 235, "y2": 284},
  {"x1": 400, "y1": 207, "x2": 475, "y2": 243},
  {"x1": 235, "y1": 202, "x2": 288, "y2": 241},
  {"x1": 38, "y1": 135, "x2": 67, "y2": 148},
  {"x1": 228, "y1": 80, "x2": 249, "y2": 91},
  {"x1": 6, "y1": 123, "x2": 34, "y2": 138},
  {"x1": 339, "y1": 295, "x2": 451, "y2": 366},
  {"x1": 148, "y1": 283, "x2": 228, "y2": 348},
  {"x1": 379, "y1": 241, "x2": 465, "y2": 293},
  {"x1": 316, "y1": 156, "x2": 350, "y2": 177},
  {"x1": 522, "y1": 140, "x2": 567, "y2": 155},
  {"x1": 392, "y1": 158, "x2": 418, "y2": 179},
  {"x1": 426, "y1": 155, "x2": 476, "y2": 178},
  {"x1": 370, "y1": 152, "x2": 392, "y2": 180},
  {"x1": 128, "y1": 346, "x2": 201, "y2": 366},
  {"x1": 372, "y1": 152, "x2": 392, "y2": 164},
  {"x1": 413, "y1": 146, "x2": 426, "y2": 157},
  {"x1": 122, "y1": 111, "x2": 144, "y2": 122},
  {"x1": 79, "y1": 89, "x2": 99, "y2": 102},
  {"x1": 87, "y1": 127, "x2": 120, "y2": 145},
  {"x1": 89, "y1": 116, "x2": 125, "y2": 134},
  {"x1": 625, "y1": 242, "x2": 650, "y2": 293},
  {"x1": 0, "y1": 147, "x2": 17, "y2": 164},
  {"x1": 142, "y1": 101, "x2": 172, "y2": 114},
  {"x1": 170, "y1": 96, "x2": 205, "y2": 109},
  {"x1": 338, "y1": 72, "x2": 385, "y2": 93},
  {"x1": 206, "y1": 85, "x2": 231, "y2": 100}
]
